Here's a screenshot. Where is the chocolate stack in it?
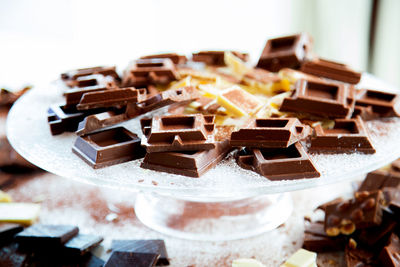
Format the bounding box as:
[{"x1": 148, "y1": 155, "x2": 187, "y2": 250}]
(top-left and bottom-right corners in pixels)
[
  {"x1": 140, "y1": 114, "x2": 231, "y2": 177},
  {"x1": 232, "y1": 118, "x2": 320, "y2": 180},
  {"x1": 302, "y1": 161, "x2": 400, "y2": 266}
]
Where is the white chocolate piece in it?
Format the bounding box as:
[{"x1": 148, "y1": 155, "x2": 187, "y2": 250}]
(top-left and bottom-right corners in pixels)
[
  {"x1": 0, "y1": 203, "x2": 41, "y2": 225},
  {"x1": 232, "y1": 258, "x2": 266, "y2": 267},
  {"x1": 280, "y1": 249, "x2": 317, "y2": 267},
  {"x1": 0, "y1": 190, "x2": 12, "y2": 202}
]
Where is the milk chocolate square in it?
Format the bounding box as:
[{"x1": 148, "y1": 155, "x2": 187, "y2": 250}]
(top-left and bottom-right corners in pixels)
[
  {"x1": 280, "y1": 79, "x2": 354, "y2": 118},
  {"x1": 72, "y1": 127, "x2": 145, "y2": 168},
  {"x1": 257, "y1": 33, "x2": 313, "y2": 72},
  {"x1": 309, "y1": 117, "x2": 375, "y2": 154}
]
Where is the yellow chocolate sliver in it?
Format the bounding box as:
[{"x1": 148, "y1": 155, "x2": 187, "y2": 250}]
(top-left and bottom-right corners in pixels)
[
  {"x1": 0, "y1": 203, "x2": 41, "y2": 225},
  {"x1": 280, "y1": 249, "x2": 317, "y2": 267},
  {"x1": 217, "y1": 86, "x2": 261, "y2": 117},
  {"x1": 224, "y1": 51, "x2": 250, "y2": 78},
  {"x1": 232, "y1": 258, "x2": 266, "y2": 267},
  {"x1": 0, "y1": 190, "x2": 12, "y2": 202}
]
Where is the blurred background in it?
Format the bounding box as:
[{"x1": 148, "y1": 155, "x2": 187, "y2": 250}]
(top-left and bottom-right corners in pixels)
[{"x1": 0, "y1": 0, "x2": 399, "y2": 89}]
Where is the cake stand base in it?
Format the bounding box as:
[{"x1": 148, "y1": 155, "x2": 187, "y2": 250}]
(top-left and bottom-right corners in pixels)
[{"x1": 135, "y1": 192, "x2": 293, "y2": 241}]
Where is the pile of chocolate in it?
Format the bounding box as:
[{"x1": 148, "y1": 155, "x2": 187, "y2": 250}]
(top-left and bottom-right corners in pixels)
[
  {"x1": 0, "y1": 223, "x2": 170, "y2": 267},
  {"x1": 302, "y1": 161, "x2": 400, "y2": 266},
  {"x1": 48, "y1": 33, "x2": 400, "y2": 179}
]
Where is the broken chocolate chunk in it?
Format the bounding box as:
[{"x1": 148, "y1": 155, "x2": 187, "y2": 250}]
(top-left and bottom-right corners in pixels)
[
  {"x1": 111, "y1": 239, "x2": 169, "y2": 266},
  {"x1": 64, "y1": 234, "x2": 103, "y2": 257},
  {"x1": 104, "y1": 251, "x2": 160, "y2": 267},
  {"x1": 15, "y1": 224, "x2": 79, "y2": 247}
]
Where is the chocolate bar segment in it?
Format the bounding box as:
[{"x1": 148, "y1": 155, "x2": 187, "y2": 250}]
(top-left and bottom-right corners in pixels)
[
  {"x1": 379, "y1": 233, "x2": 400, "y2": 267},
  {"x1": 353, "y1": 89, "x2": 400, "y2": 118},
  {"x1": 76, "y1": 87, "x2": 147, "y2": 110},
  {"x1": 140, "y1": 53, "x2": 187, "y2": 65},
  {"x1": 111, "y1": 239, "x2": 169, "y2": 266},
  {"x1": 15, "y1": 224, "x2": 79, "y2": 247},
  {"x1": 104, "y1": 251, "x2": 159, "y2": 267},
  {"x1": 64, "y1": 234, "x2": 104, "y2": 256},
  {"x1": 230, "y1": 118, "x2": 309, "y2": 148},
  {"x1": 192, "y1": 51, "x2": 248, "y2": 66},
  {"x1": 141, "y1": 140, "x2": 230, "y2": 177},
  {"x1": 72, "y1": 127, "x2": 145, "y2": 169},
  {"x1": 358, "y1": 170, "x2": 400, "y2": 192},
  {"x1": 141, "y1": 114, "x2": 216, "y2": 153},
  {"x1": 324, "y1": 191, "x2": 384, "y2": 236},
  {"x1": 302, "y1": 221, "x2": 345, "y2": 252},
  {"x1": 280, "y1": 79, "x2": 354, "y2": 118},
  {"x1": 76, "y1": 87, "x2": 200, "y2": 136},
  {"x1": 0, "y1": 223, "x2": 23, "y2": 245},
  {"x1": 256, "y1": 33, "x2": 313, "y2": 72},
  {"x1": 64, "y1": 85, "x2": 111, "y2": 108},
  {"x1": 66, "y1": 74, "x2": 116, "y2": 89},
  {"x1": 236, "y1": 143, "x2": 320, "y2": 180},
  {"x1": 345, "y1": 243, "x2": 378, "y2": 267},
  {"x1": 47, "y1": 104, "x2": 103, "y2": 135},
  {"x1": 122, "y1": 58, "x2": 179, "y2": 88},
  {"x1": 301, "y1": 58, "x2": 361, "y2": 84},
  {"x1": 61, "y1": 66, "x2": 119, "y2": 82},
  {"x1": 309, "y1": 117, "x2": 375, "y2": 154}
]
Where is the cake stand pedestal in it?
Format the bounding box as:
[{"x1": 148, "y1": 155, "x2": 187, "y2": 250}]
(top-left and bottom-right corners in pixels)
[{"x1": 7, "y1": 74, "x2": 400, "y2": 240}]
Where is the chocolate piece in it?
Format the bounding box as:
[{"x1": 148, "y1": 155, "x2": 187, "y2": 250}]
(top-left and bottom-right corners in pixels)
[
  {"x1": 72, "y1": 127, "x2": 145, "y2": 169},
  {"x1": 354, "y1": 89, "x2": 400, "y2": 118},
  {"x1": 382, "y1": 188, "x2": 400, "y2": 205},
  {"x1": 64, "y1": 85, "x2": 111, "y2": 108},
  {"x1": 256, "y1": 33, "x2": 313, "y2": 72},
  {"x1": 309, "y1": 117, "x2": 375, "y2": 154},
  {"x1": 61, "y1": 66, "x2": 119, "y2": 82},
  {"x1": 316, "y1": 197, "x2": 344, "y2": 211},
  {"x1": 324, "y1": 191, "x2": 384, "y2": 236},
  {"x1": 0, "y1": 203, "x2": 41, "y2": 225},
  {"x1": 230, "y1": 118, "x2": 309, "y2": 148},
  {"x1": 140, "y1": 53, "x2": 187, "y2": 65},
  {"x1": 0, "y1": 242, "x2": 29, "y2": 267},
  {"x1": 141, "y1": 140, "x2": 230, "y2": 177},
  {"x1": 122, "y1": 58, "x2": 179, "y2": 88},
  {"x1": 379, "y1": 233, "x2": 400, "y2": 267},
  {"x1": 358, "y1": 210, "x2": 397, "y2": 247},
  {"x1": 351, "y1": 105, "x2": 379, "y2": 121},
  {"x1": 64, "y1": 234, "x2": 103, "y2": 256},
  {"x1": 192, "y1": 51, "x2": 248, "y2": 66},
  {"x1": 358, "y1": 170, "x2": 400, "y2": 192},
  {"x1": 24, "y1": 251, "x2": 105, "y2": 267},
  {"x1": 301, "y1": 58, "x2": 361, "y2": 84},
  {"x1": 76, "y1": 87, "x2": 200, "y2": 136},
  {"x1": 280, "y1": 79, "x2": 354, "y2": 118},
  {"x1": 302, "y1": 221, "x2": 345, "y2": 252},
  {"x1": 127, "y1": 86, "x2": 200, "y2": 117},
  {"x1": 76, "y1": 87, "x2": 147, "y2": 110},
  {"x1": 104, "y1": 251, "x2": 159, "y2": 267},
  {"x1": 75, "y1": 109, "x2": 126, "y2": 136},
  {"x1": 111, "y1": 239, "x2": 169, "y2": 265},
  {"x1": 0, "y1": 223, "x2": 23, "y2": 245},
  {"x1": 236, "y1": 143, "x2": 320, "y2": 180},
  {"x1": 67, "y1": 74, "x2": 116, "y2": 89},
  {"x1": 47, "y1": 104, "x2": 104, "y2": 135},
  {"x1": 141, "y1": 114, "x2": 216, "y2": 153},
  {"x1": 345, "y1": 243, "x2": 378, "y2": 267},
  {"x1": 15, "y1": 224, "x2": 79, "y2": 247},
  {"x1": 0, "y1": 87, "x2": 30, "y2": 106}
]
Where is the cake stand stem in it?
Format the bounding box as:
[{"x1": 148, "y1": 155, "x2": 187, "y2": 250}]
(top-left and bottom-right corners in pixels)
[{"x1": 134, "y1": 192, "x2": 293, "y2": 241}]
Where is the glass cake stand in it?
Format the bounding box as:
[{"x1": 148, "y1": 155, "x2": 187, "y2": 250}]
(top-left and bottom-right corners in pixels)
[{"x1": 7, "y1": 73, "x2": 400, "y2": 241}]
